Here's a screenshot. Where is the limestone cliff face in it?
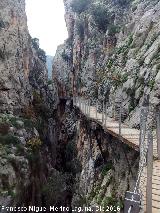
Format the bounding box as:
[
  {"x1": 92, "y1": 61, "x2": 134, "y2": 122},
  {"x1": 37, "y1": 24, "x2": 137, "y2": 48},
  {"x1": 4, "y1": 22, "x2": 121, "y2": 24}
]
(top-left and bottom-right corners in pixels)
[
  {"x1": 53, "y1": 43, "x2": 72, "y2": 97},
  {"x1": 71, "y1": 113, "x2": 139, "y2": 209},
  {"x1": 54, "y1": 0, "x2": 160, "y2": 128},
  {"x1": 52, "y1": 0, "x2": 160, "y2": 210},
  {"x1": 0, "y1": 0, "x2": 31, "y2": 113},
  {"x1": 0, "y1": 0, "x2": 60, "y2": 209}
]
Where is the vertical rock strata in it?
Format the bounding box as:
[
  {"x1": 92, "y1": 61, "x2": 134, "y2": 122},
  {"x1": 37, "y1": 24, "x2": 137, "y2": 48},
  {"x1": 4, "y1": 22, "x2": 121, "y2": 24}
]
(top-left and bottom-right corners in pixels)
[
  {"x1": 53, "y1": 0, "x2": 160, "y2": 210},
  {"x1": 54, "y1": 0, "x2": 160, "y2": 128},
  {"x1": 0, "y1": 0, "x2": 30, "y2": 112},
  {"x1": 0, "y1": 0, "x2": 61, "y2": 209},
  {"x1": 1, "y1": 0, "x2": 160, "y2": 211}
]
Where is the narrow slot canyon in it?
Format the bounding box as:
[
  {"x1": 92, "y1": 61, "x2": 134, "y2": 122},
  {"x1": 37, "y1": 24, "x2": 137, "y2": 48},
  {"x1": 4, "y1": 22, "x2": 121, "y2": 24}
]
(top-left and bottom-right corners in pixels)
[{"x1": 1, "y1": 0, "x2": 160, "y2": 213}]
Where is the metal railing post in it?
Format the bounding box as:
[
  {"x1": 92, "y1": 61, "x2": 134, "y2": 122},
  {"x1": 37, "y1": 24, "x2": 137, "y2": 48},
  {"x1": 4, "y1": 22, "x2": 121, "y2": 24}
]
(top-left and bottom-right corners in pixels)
[
  {"x1": 119, "y1": 100, "x2": 122, "y2": 136},
  {"x1": 88, "y1": 100, "x2": 91, "y2": 117},
  {"x1": 156, "y1": 110, "x2": 160, "y2": 159},
  {"x1": 86, "y1": 99, "x2": 87, "y2": 115},
  {"x1": 113, "y1": 99, "x2": 116, "y2": 119},
  {"x1": 96, "y1": 100, "x2": 98, "y2": 119},
  {"x1": 139, "y1": 108, "x2": 148, "y2": 155},
  {"x1": 79, "y1": 97, "x2": 81, "y2": 108},
  {"x1": 146, "y1": 130, "x2": 153, "y2": 213},
  {"x1": 102, "y1": 101, "x2": 105, "y2": 124},
  {"x1": 82, "y1": 98, "x2": 83, "y2": 112},
  {"x1": 105, "y1": 102, "x2": 107, "y2": 126},
  {"x1": 74, "y1": 96, "x2": 76, "y2": 106},
  {"x1": 86, "y1": 99, "x2": 88, "y2": 115}
]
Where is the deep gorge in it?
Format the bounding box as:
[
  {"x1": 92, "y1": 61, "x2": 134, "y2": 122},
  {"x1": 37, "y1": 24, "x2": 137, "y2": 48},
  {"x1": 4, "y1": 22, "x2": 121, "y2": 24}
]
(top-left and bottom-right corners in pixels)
[{"x1": 1, "y1": 0, "x2": 160, "y2": 212}]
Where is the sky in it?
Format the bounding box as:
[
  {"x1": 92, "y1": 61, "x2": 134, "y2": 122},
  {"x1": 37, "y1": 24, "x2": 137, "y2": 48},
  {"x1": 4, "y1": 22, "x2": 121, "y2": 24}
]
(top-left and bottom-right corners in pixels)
[{"x1": 26, "y1": 0, "x2": 68, "y2": 56}]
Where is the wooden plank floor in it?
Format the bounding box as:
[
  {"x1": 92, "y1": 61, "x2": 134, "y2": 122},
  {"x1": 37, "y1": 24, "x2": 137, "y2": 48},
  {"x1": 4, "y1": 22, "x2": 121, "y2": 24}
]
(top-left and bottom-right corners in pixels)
[
  {"x1": 140, "y1": 161, "x2": 160, "y2": 212},
  {"x1": 76, "y1": 102, "x2": 160, "y2": 212},
  {"x1": 78, "y1": 104, "x2": 158, "y2": 157}
]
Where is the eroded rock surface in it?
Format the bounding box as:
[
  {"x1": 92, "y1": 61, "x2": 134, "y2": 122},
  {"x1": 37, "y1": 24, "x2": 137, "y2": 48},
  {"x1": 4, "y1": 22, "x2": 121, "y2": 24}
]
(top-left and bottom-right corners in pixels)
[{"x1": 54, "y1": 0, "x2": 160, "y2": 128}]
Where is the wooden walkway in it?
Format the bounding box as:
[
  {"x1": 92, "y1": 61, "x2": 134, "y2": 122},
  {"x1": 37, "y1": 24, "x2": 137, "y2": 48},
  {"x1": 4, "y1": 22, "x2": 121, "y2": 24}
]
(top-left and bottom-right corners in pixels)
[{"x1": 76, "y1": 101, "x2": 160, "y2": 213}]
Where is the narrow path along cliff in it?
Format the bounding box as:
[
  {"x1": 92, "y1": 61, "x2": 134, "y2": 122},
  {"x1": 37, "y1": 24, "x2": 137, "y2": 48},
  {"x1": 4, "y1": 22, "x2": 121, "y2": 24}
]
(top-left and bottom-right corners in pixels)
[
  {"x1": 74, "y1": 97, "x2": 160, "y2": 212},
  {"x1": 1, "y1": 0, "x2": 160, "y2": 213}
]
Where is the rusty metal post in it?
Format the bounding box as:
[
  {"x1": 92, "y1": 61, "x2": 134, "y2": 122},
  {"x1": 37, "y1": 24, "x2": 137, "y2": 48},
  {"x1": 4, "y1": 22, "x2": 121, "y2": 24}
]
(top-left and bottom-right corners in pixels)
[
  {"x1": 156, "y1": 110, "x2": 160, "y2": 160},
  {"x1": 146, "y1": 130, "x2": 153, "y2": 213}
]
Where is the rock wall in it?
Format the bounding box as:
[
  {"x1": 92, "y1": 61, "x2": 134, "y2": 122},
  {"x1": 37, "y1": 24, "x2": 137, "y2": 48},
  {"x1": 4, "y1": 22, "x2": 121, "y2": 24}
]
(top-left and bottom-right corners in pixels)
[
  {"x1": 72, "y1": 112, "x2": 139, "y2": 210},
  {"x1": 54, "y1": 0, "x2": 160, "y2": 128},
  {"x1": 1, "y1": 0, "x2": 159, "y2": 211},
  {"x1": 0, "y1": 0, "x2": 62, "y2": 209},
  {"x1": 52, "y1": 0, "x2": 160, "y2": 210},
  {"x1": 0, "y1": 0, "x2": 31, "y2": 113}
]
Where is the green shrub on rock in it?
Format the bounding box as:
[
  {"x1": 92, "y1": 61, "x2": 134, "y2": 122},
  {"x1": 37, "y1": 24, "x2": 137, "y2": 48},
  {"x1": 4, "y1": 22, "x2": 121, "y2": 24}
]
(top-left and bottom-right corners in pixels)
[
  {"x1": 0, "y1": 123, "x2": 10, "y2": 135},
  {"x1": 101, "y1": 162, "x2": 113, "y2": 176},
  {"x1": 91, "y1": 5, "x2": 111, "y2": 33},
  {"x1": 113, "y1": 0, "x2": 131, "y2": 7},
  {"x1": 61, "y1": 50, "x2": 70, "y2": 62},
  {"x1": 148, "y1": 79, "x2": 155, "y2": 90},
  {"x1": 42, "y1": 171, "x2": 66, "y2": 206},
  {"x1": 0, "y1": 134, "x2": 20, "y2": 145},
  {"x1": 71, "y1": 0, "x2": 91, "y2": 13},
  {"x1": 108, "y1": 25, "x2": 120, "y2": 36}
]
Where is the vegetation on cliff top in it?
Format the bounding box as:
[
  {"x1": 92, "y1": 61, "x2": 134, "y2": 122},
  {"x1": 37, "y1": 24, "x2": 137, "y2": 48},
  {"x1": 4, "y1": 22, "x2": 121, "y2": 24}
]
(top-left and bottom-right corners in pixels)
[{"x1": 31, "y1": 38, "x2": 47, "y2": 63}]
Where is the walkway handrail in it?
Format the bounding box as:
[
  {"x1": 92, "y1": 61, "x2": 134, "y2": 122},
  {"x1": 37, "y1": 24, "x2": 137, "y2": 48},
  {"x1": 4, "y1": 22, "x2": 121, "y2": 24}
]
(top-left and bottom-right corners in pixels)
[
  {"x1": 74, "y1": 96, "x2": 122, "y2": 136},
  {"x1": 73, "y1": 96, "x2": 156, "y2": 212}
]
